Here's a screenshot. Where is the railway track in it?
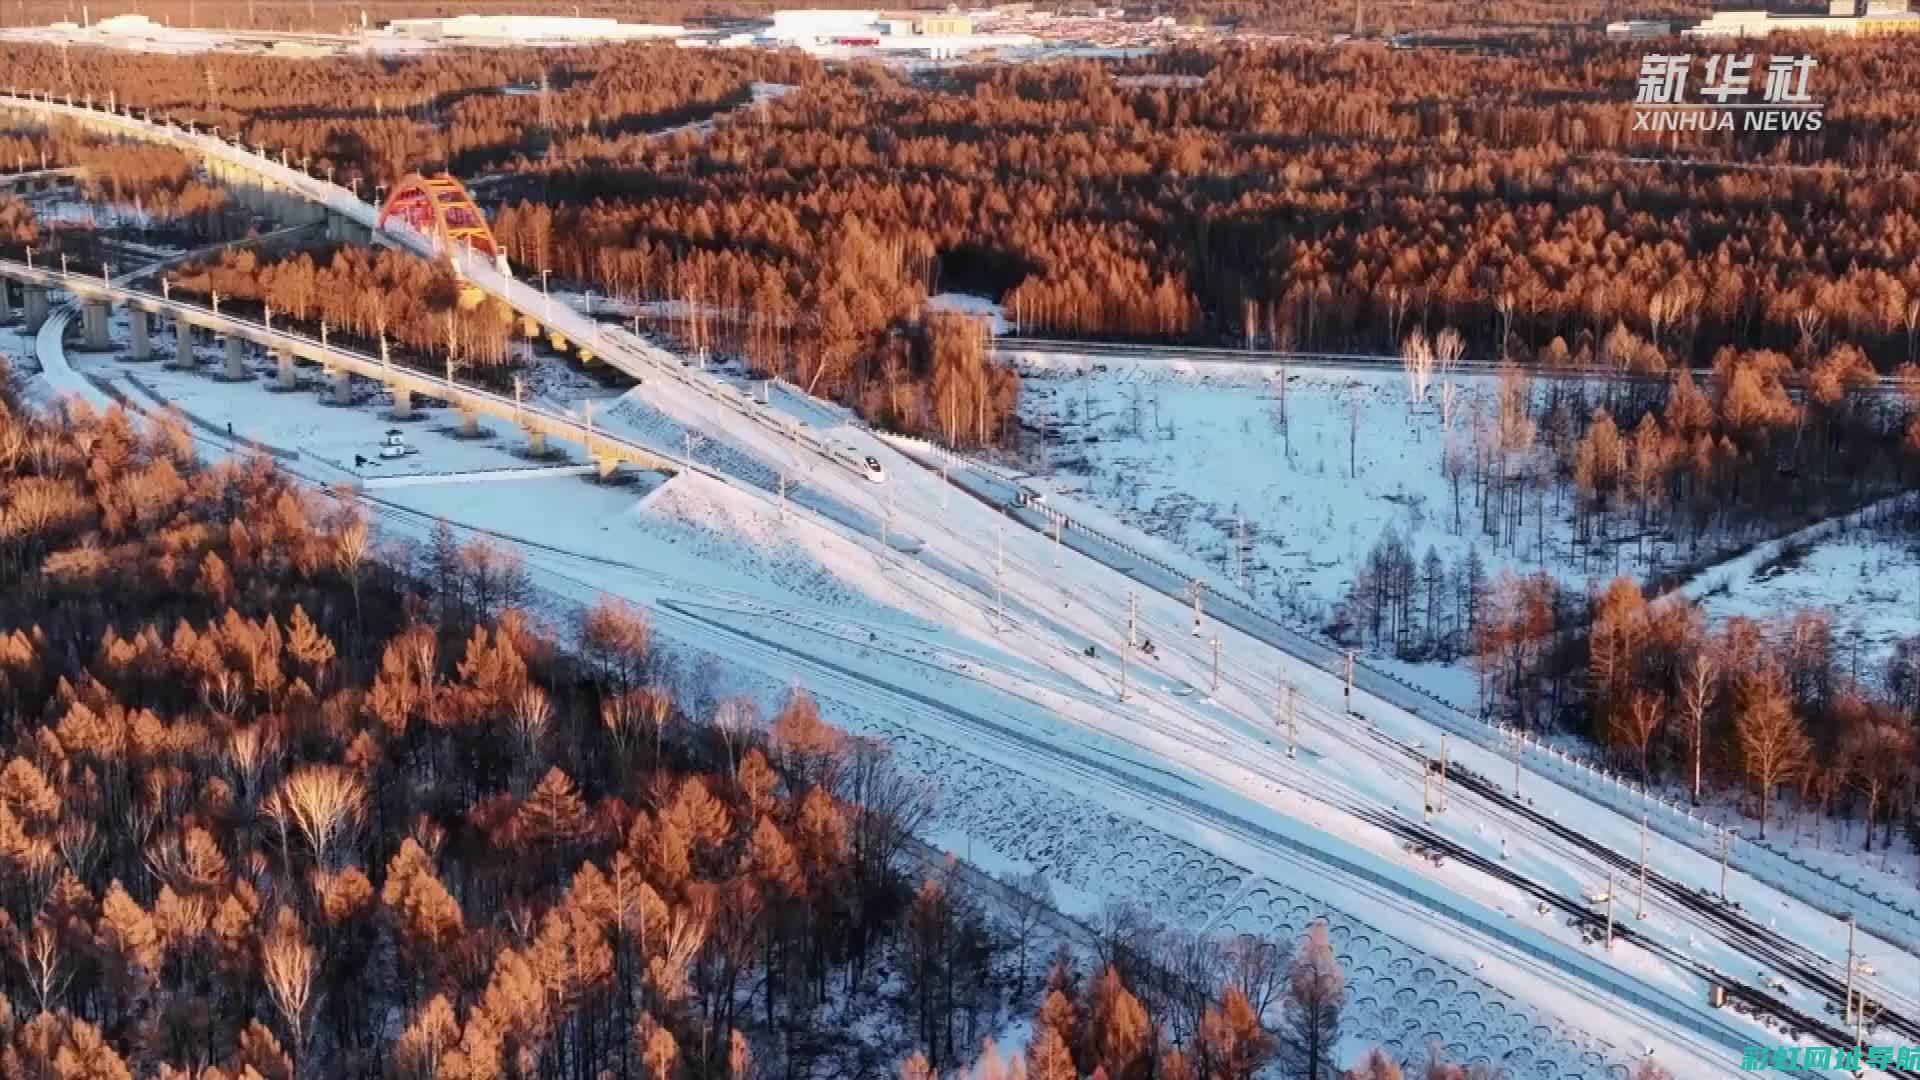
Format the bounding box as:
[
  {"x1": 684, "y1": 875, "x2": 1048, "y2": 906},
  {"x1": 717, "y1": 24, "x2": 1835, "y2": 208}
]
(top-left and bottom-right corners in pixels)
[
  {"x1": 1365, "y1": 808, "x2": 1891, "y2": 1079},
  {"x1": 1353, "y1": 724, "x2": 1920, "y2": 1067},
  {"x1": 994, "y1": 336, "x2": 1920, "y2": 395}
]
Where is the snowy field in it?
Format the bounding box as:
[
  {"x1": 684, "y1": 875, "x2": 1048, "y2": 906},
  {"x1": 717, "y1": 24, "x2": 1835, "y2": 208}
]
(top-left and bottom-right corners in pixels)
[
  {"x1": 19, "y1": 194, "x2": 1917, "y2": 1073},
  {"x1": 1013, "y1": 358, "x2": 1521, "y2": 707},
  {"x1": 1701, "y1": 533, "x2": 1920, "y2": 686},
  {"x1": 26, "y1": 321, "x2": 1736, "y2": 1078},
  {"x1": 0, "y1": 321, "x2": 36, "y2": 371},
  {"x1": 1007, "y1": 353, "x2": 1820, "y2": 709},
  {"x1": 930, "y1": 292, "x2": 1014, "y2": 335}
]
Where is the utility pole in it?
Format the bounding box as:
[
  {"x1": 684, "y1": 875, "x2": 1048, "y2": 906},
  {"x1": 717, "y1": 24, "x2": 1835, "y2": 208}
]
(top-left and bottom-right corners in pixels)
[
  {"x1": 995, "y1": 524, "x2": 1005, "y2": 630},
  {"x1": 1119, "y1": 629, "x2": 1129, "y2": 702},
  {"x1": 1604, "y1": 871, "x2": 1615, "y2": 949},
  {"x1": 1191, "y1": 580, "x2": 1202, "y2": 636},
  {"x1": 1127, "y1": 590, "x2": 1138, "y2": 651},
  {"x1": 1344, "y1": 650, "x2": 1355, "y2": 713},
  {"x1": 1052, "y1": 515, "x2": 1062, "y2": 567},
  {"x1": 1438, "y1": 734, "x2": 1448, "y2": 812},
  {"x1": 1209, "y1": 636, "x2": 1220, "y2": 694},
  {"x1": 1422, "y1": 756, "x2": 1432, "y2": 821},
  {"x1": 1284, "y1": 679, "x2": 1297, "y2": 759},
  {"x1": 778, "y1": 472, "x2": 787, "y2": 521},
  {"x1": 1844, "y1": 915, "x2": 1857, "y2": 1026},
  {"x1": 1512, "y1": 727, "x2": 1522, "y2": 797},
  {"x1": 1719, "y1": 827, "x2": 1737, "y2": 901},
  {"x1": 1637, "y1": 813, "x2": 1648, "y2": 920}
]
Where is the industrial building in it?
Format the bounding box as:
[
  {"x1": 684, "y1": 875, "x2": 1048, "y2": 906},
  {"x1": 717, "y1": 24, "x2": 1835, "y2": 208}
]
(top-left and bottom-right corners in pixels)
[
  {"x1": 761, "y1": 8, "x2": 972, "y2": 41},
  {"x1": 753, "y1": 7, "x2": 1027, "y2": 56},
  {"x1": 1684, "y1": 0, "x2": 1920, "y2": 36},
  {"x1": 764, "y1": 8, "x2": 882, "y2": 42},
  {"x1": 1605, "y1": 19, "x2": 1675, "y2": 36},
  {"x1": 916, "y1": 13, "x2": 974, "y2": 34},
  {"x1": 376, "y1": 14, "x2": 684, "y2": 43}
]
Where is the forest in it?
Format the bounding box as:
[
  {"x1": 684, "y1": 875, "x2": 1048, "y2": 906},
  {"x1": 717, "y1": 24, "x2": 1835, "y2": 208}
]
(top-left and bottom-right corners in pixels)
[
  {"x1": 1460, "y1": 541, "x2": 1920, "y2": 848},
  {"x1": 10, "y1": 34, "x2": 1920, "y2": 446},
  {"x1": 1326, "y1": 332, "x2": 1920, "y2": 848},
  {"x1": 13, "y1": 41, "x2": 1911, "y2": 461},
  {"x1": 8, "y1": 25, "x2": 1920, "y2": 867}
]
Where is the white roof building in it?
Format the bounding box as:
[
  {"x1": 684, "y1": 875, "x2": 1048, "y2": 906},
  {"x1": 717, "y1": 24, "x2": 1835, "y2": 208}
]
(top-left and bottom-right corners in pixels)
[
  {"x1": 378, "y1": 15, "x2": 683, "y2": 42},
  {"x1": 1683, "y1": 5, "x2": 1920, "y2": 35},
  {"x1": 767, "y1": 9, "x2": 881, "y2": 36}
]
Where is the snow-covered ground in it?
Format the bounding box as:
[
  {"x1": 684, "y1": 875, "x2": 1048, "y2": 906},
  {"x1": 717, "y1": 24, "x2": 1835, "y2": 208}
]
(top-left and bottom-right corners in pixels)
[
  {"x1": 29, "y1": 315, "x2": 1735, "y2": 1079},
  {"x1": 33, "y1": 196, "x2": 161, "y2": 232},
  {"x1": 18, "y1": 125, "x2": 1915, "y2": 1071},
  {"x1": 1014, "y1": 360, "x2": 1516, "y2": 706},
  {"x1": 1009, "y1": 357, "x2": 1812, "y2": 708},
  {"x1": 43, "y1": 279, "x2": 1920, "y2": 1073},
  {"x1": 1702, "y1": 534, "x2": 1920, "y2": 686},
  {"x1": 929, "y1": 292, "x2": 1012, "y2": 335}
]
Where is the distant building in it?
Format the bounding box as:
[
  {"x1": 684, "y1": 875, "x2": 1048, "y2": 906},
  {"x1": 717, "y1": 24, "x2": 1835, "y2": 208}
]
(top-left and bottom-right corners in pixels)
[
  {"x1": 1112, "y1": 72, "x2": 1203, "y2": 87},
  {"x1": 1684, "y1": 1, "x2": 1920, "y2": 33},
  {"x1": 917, "y1": 12, "x2": 974, "y2": 33},
  {"x1": 1605, "y1": 18, "x2": 1674, "y2": 35},
  {"x1": 766, "y1": 8, "x2": 882, "y2": 41},
  {"x1": 378, "y1": 14, "x2": 683, "y2": 42}
]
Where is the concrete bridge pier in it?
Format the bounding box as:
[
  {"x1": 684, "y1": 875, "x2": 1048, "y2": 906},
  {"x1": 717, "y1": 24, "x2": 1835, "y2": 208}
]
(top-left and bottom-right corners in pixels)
[
  {"x1": 81, "y1": 300, "x2": 111, "y2": 350},
  {"x1": 458, "y1": 406, "x2": 482, "y2": 438},
  {"x1": 325, "y1": 215, "x2": 370, "y2": 245},
  {"x1": 595, "y1": 455, "x2": 621, "y2": 480},
  {"x1": 173, "y1": 318, "x2": 195, "y2": 368},
  {"x1": 0, "y1": 280, "x2": 15, "y2": 322},
  {"x1": 223, "y1": 335, "x2": 249, "y2": 379},
  {"x1": 23, "y1": 286, "x2": 49, "y2": 332},
  {"x1": 389, "y1": 386, "x2": 414, "y2": 420},
  {"x1": 274, "y1": 349, "x2": 297, "y2": 390},
  {"x1": 128, "y1": 309, "x2": 151, "y2": 359},
  {"x1": 330, "y1": 369, "x2": 353, "y2": 406},
  {"x1": 547, "y1": 329, "x2": 569, "y2": 353},
  {"x1": 526, "y1": 429, "x2": 550, "y2": 457}
]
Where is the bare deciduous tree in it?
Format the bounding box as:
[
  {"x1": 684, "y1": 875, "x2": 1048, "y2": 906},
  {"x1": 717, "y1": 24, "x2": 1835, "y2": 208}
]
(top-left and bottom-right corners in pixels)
[
  {"x1": 263, "y1": 906, "x2": 319, "y2": 1072},
  {"x1": 1401, "y1": 329, "x2": 1434, "y2": 410},
  {"x1": 1679, "y1": 651, "x2": 1717, "y2": 805},
  {"x1": 264, "y1": 764, "x2": 366, "y2": 872}
]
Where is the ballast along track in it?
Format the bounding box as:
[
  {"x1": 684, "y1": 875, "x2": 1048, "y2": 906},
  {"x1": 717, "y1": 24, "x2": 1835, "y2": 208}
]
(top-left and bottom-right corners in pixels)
[
  {"x1": 1361, "y1": 726, "x2": 1920, "y2": 1069},
  {"x1": 1358, "y1": 806, "x2": 1872, "y2": 1079}
]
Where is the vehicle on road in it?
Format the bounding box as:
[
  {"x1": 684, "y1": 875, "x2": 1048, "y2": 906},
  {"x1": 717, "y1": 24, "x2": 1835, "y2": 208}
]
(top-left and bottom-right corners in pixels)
[{"x1": 379, "y1": 430, "x2": 418, "y2": 459}]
